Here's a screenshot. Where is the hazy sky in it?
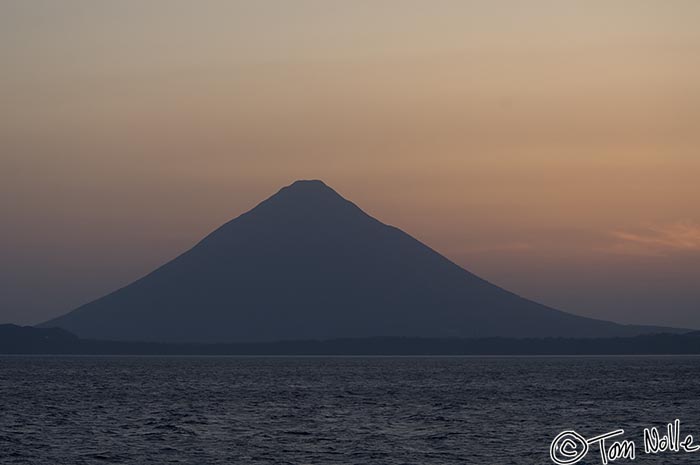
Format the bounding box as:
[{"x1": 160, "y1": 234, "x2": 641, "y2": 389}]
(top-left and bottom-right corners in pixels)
[{"x1": 2, "y1": 1, "x2": 699, "y2": 328}]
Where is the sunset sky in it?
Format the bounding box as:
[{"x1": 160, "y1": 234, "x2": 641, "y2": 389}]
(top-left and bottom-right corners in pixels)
[{"x1": 2, "y1": 1, "x2": 699, "y2": 328}]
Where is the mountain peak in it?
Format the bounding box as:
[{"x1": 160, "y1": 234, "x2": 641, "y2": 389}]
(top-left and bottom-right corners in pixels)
[
  {"x1": 289, "y1": 179, "x2": 328, "y2": 188},
  {"x1": 266, "y1": 179, "x2": 348, "y2": 209},
  {"x1": 281, "y1": 179, "x2": 334, "y2": 195}
]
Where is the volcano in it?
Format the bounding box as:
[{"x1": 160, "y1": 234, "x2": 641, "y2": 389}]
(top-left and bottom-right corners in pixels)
[{"x1": 42, "y1": 180, "x2": 678, "y2": 342}]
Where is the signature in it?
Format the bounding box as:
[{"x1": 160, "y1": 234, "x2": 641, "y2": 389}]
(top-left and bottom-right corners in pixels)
[{"x1": 550, "y1": 419, "x2": 700, "y2": 464}]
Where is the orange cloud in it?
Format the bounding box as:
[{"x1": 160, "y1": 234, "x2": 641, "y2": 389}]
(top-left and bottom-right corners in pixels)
[{"x1": 608, "y1": 222, "x2": 700, "y2": 256}]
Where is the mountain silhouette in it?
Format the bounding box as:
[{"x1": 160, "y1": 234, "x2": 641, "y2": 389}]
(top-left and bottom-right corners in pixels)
[{"x1": 42, "y1": 180, "x2": 681, "y2": 342}]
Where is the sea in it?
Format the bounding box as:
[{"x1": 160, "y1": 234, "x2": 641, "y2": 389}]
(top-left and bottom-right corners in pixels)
[{"x1": 1, "y1": 356, "x2": 699, "y2": 465}]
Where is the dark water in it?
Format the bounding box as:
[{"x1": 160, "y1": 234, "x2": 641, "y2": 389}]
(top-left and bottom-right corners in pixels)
[{"x1": 1, "y1": 356, "x2": 699, "y2": 465}]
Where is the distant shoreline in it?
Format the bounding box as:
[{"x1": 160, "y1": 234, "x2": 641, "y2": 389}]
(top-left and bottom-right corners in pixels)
[
  {"x1": 2, "y1": 324, "x2": 700, "y2": 356},
  {"x1": 4, "y1": 354, "x2": 700, "y2": 359}
]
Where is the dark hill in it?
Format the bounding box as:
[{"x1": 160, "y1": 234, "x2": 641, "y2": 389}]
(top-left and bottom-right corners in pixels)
[
  {"x1": 0, "y1": 324, "x2": 79, "y2": 353},
  {"x1": 41, "y1": 180, "x2": 683, "y2": 342},
  {"x1": 3, "y1": 325, "x2": 700, "y2": 355}
]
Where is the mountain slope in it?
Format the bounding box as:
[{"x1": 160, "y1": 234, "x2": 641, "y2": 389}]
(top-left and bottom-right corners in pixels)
[{"x1": 42, "y1": 180, "x2": 682, "y2": 342}]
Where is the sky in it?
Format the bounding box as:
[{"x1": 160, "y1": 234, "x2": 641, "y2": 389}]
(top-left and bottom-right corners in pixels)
[{"x1": 1, "y1": 1, "x2": 699, "y2": 329}]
